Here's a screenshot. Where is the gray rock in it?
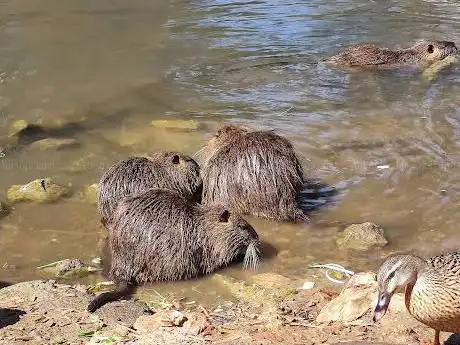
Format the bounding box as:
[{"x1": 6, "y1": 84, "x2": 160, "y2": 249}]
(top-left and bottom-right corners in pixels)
[{"x1": 337, "y1": 222, "x2": 388, "y2": 251}]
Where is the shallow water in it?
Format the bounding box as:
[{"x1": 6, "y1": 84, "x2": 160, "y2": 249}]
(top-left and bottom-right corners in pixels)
[{"x1": 1, "y1": 0, "x2": 460, "y2": 306}]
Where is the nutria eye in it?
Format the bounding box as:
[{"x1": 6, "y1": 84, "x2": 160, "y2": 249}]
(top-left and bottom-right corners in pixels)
[
  {"x1": 427, "y1": 44, "x2": 434, "y2": 53},
  {"x1": 172, "y1": 155, "x2": 180, "y2": 164},
  {"x1": 219, "y1": 210, "x2": 230, "y2": 223}
]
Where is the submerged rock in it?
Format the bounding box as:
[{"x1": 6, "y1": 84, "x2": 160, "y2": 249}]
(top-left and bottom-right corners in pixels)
[
  {"x1": 80, "y1": 183, "x2": 99, "y2": 204},
  {"x1": 151, "y1": 119, "x2": 200, "y2": 130},
  {"x1": 316, "y1": 272, "x2": 377, "y2": 323},
  {"x1": 28, "y1": 137, "x2": 79, "y2": 151},
  {"x1": 37, "y1": 258, "x2": 100, "y2": 279},
  {"x1": 7, "y1": 178, "x2": 70, "y2": 203},
  {"x1": 336, "y1": 222, "x2": 388, "y2": 251}
]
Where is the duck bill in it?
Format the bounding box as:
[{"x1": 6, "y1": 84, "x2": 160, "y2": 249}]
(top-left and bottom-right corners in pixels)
[{"x1": 373, "y1": 292, "x2": 391, "y2": 322}]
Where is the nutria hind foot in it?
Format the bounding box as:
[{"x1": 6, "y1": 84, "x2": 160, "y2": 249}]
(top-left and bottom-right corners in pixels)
[{"x1": 87, "y1": 282, "x2": 136, "y2": 313}]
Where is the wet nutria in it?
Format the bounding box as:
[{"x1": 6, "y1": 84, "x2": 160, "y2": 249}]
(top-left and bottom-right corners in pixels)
[
  {"x1": 196, "y1": 124, "x2": 308, "y2": 222},
  {"x1": 327, "y1": 39, "x2": 457, "y2": 70},
  {"x1": 87, "y1": 188, "x2": 260, "y2": 312},
  {"x1": 97, "y1": 151, "x2": 202, "y2": 226}
]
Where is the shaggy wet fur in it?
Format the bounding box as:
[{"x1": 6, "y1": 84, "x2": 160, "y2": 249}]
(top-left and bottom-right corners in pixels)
[
  {"x1": 97, "y1": 151, "x2": 202, "y2": 225},
  {"x1": 327, "y1": 39, "x2": 457, "y2": 70},
  {"x1": 196, "y1": 124, "x2": 308, "y2": 222},
  {"x1": 88, "y1": 188, "x2": 260, "y2": 312}
]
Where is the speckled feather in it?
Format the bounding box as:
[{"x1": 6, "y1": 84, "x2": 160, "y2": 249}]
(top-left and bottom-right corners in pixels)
[{"x1": 407, "y1": 252, "x2": 460, "y2": 334}]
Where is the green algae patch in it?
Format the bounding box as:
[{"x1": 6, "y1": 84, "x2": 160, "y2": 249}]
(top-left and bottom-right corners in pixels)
[
  {"x1": 7, "y1": 178, "x2": 70, "y2": 203},
  {"x1": 80, "y1": 183, "x2": 99, "y2": 204}
]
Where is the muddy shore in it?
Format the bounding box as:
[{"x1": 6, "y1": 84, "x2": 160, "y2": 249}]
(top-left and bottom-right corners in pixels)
[{"x1": 1, "y1": 272, "x2": 458, "y2": 345}]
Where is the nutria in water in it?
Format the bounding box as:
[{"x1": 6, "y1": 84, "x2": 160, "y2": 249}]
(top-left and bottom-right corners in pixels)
[
  {"x1": 97, "y1": 151, "x2": 202, "y2": 226},
  {"x1": 196, "y1": 124, "x2": 308, "y2": 222},
  {"x1": 87, "y1": 188, "x2": 260, "y2": 312},
  {"x1": 327, "y1": 39, "x2": 457, "y2": 70}
]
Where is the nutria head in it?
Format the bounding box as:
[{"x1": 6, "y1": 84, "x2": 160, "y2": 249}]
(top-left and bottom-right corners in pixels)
[
  {"x1": 146, "y1": 151, "x2": 202, "y2": 195},
  {"x1": 409, "y1": 39, "x2": 457, "y2": 65},
  {"x1": 203, "y1": 206, "x2": 260, "y2": 270},
  {"x1": 196, "y1": 124, "x2": 249, "y2": 166},
  {"x1": 98, "y1": 151, "x2": 202, "y2": 224}
]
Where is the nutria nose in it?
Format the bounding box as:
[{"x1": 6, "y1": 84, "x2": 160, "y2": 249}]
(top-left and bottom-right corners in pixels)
[
  {"x1": 447, "y1": 41, "x2": 457, "y2": 50},
  {"x1": 245, "y1": 224, "x2": 259, "y2": 240}
]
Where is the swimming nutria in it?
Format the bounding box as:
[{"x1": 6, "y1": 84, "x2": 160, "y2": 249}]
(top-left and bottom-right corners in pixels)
[
  {"x1": 327, "y1": 39, "x2": 457, "y2": 70},
  {"x1": 97, "y1": 151, "x2": 202, "y2": 226},
  {"x1": 196, "y1": 124, "x2": 308, "y2": 222},
  {"x1": 87, "y1": 188, "x2": 260, "y2": 312}
]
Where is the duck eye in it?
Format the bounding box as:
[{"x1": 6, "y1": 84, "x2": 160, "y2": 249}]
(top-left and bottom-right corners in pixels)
[
  {"x1": 427, "y1": 44, "x2": 434, "y2": 53},
  {"x1": 388, "y1": 271, "x2": 395, "y2": 279}
]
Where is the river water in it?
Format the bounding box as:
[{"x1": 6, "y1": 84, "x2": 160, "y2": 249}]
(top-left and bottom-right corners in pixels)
[{"x1": 1, "y1": 0, "x2": 460, "y2": 305}]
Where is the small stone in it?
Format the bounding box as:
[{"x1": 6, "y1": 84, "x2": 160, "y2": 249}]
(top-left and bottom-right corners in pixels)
[
  {"x1": 336, "y1": 222, "x2": 388, "y2": 251},
  {"x1": 0, "y1": 201, "x2": 10, "y2": 219},
  {"x1": 150, "y1": 119, "x2": 199, "y2": 130},
  {"x1": 91, "y1": 257, "x2": 102, "y2": 265},
  {"x1": 28, "y1": 137, "x2": 79, "y2": 151},
  {"x1": 171, "y1": 310, "x2": 187, "y2": 326},
  {"x1": 7, "y1": 178, "x2": 70, "y2": 203},
  {"x1": 297, "y1": 281, "x2": 315, "y2": 290},
  {"x1": 182, "y1": 312, "x2": 211, "y2": 335}
]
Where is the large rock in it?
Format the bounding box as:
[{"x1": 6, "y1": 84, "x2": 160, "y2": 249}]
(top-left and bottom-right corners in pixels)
[
  {"x1": 316, "y1": 272, "x2": 378, "y2": 323},
  {"x1": 7, "y1": 178, "x2": 70, "y2": 203},
  {"x1": 337, "y1": 222, "x2": 388, "y2": 251}
]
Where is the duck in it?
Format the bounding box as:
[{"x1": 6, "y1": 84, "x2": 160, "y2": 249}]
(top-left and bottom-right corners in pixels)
[{"x1": 373, "y1": 252, "x2": 460, "y2": 345}]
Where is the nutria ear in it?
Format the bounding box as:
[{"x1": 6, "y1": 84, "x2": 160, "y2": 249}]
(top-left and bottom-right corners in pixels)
[
  {"x1": 172, "y1": 154, "x2": 180, "y2": 164},
  {"x1": 219, "y1": 210, "x2": 230, "y2": 223},
  {"x1": 427, "y1": 44, "x2": 434, "y2": 53}
]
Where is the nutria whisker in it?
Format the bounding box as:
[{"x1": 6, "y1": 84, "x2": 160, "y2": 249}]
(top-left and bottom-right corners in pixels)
[{"x1": 243, "y1": 241, "x2": 261, "y2": 270}]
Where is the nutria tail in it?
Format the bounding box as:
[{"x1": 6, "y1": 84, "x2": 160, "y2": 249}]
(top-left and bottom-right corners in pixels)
[{"x1": 87, "y1": 282, "x2": 136, "y2": 312}]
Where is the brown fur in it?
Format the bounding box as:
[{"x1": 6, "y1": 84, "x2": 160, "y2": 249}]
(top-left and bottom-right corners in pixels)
[
  {"x1": 97, "y1": 151, "x2": 202, "y2": 225},
  {"x1": 88, "y1": 188, "x2": 260, "y2": 312},
  {"x1": 196, "y1": 124, "x2": 308, "y2": 222},
  {"x1": 327, "y1": 39, "x2": 457, "y2": 70}
]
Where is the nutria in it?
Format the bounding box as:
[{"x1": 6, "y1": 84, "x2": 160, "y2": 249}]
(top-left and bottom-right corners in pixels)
[
  {"x1": 97, "y1": 151, "x2": 202, "y2": 226},
  {"x1": 87, "y1": 188, "x2": 260, "y2": 312},
  {"x1": 327, "y1": 39, "x2": 457, "y2": 70},
  {"x1": 196, "y1": 124, "x2": 308, "y2": 222}
]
